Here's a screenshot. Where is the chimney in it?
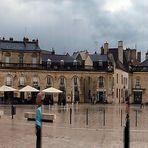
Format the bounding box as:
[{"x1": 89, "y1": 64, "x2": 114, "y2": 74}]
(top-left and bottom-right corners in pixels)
[
  {"x1": 104, "y1": 41, "x2": 109, "y2": 54},
  {"x1": 23, "y1": 37, "x2": 29, "y2": 42},
  {"x1": 100, "y1": 46, "x2": 104, "y2": 54},
  {"x1": 9, "y1": 37, "x2": 13, "y2": 41},
  {"x1": 137, "y1": 52, "x2": 141, "y2": 62},
  {"x1": 51, "y1": 48, "x2": 55, "y2": 55},
  {"x1": 131, "y1": 49, "x2": 136, "y2": 60},
  {"x1": 36, "y1": 39, "x2": 38, "y2": 46},
  {"x1": 118, "y1": 41, "x2": 123, "y2": 63}
]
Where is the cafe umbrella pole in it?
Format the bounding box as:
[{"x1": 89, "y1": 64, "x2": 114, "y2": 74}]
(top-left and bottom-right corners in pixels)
[{"x1": 11, "y1": 94, "x2": 14, "y2": 119}]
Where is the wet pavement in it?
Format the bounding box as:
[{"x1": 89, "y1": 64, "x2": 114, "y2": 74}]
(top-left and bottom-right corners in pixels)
[{"x1": 0, "y1": 104, "x2": 148, "y2": 148}]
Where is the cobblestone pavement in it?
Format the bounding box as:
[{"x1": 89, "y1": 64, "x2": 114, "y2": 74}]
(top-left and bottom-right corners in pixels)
[{"x1": 0, "y1": 104, "x2": 148, "y2": 148}]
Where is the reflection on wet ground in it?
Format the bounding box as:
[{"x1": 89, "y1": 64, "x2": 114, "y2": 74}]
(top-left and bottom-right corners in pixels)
[{"x1": 0, "y1": 104, "x2": 148, "y2": 148}]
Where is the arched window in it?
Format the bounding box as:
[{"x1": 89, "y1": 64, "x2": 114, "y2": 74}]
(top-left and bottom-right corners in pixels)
[
  {"x1": 47, "y1": 76, "x2": 52, "y2": 87},
  {"x1": 32, "y1": 76, "x2": 39, "y2": 87},
  {"x1": 74, "y1": 77, "x2": 78, "y2": 85},
  {"x1": 60, "y1": 77, "x2": 65, "y2": 85}
]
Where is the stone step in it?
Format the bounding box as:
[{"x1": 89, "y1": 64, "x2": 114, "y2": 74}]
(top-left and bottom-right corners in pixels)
[{"x1": 24, "y1": 112, "x2": 56, "y2": 122}]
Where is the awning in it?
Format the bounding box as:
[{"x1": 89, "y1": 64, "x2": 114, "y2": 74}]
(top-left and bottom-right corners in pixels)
[
  {"x1": 42, "y1": 87, "x2": 62, "y2": 93},
  {"x1": 0, "y1": 85, "x2": 17, "y2": 92},
  {"x1": 19, "y1": 85, "x2": 39, "y2": 92}
]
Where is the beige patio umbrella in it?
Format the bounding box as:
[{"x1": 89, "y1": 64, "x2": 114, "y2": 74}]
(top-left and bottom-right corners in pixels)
[
  {"x1": 42, "y1": 87, "x2": 62, "y2": 93},
  {"x1": 19, "y1": 85, "x2": 39, "y2": 92},
  {"x1": 0, "y1": 85, "x2": 17, "y2": 92}
]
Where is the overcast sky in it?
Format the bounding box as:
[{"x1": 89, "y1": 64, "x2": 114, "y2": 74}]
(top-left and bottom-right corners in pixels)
[{"x1": 0, "y1": 0, "x2": 148, "y2": 60}]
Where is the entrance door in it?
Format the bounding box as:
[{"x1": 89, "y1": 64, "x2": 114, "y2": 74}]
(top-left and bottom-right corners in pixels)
[
  {"x1": 99, "y1": 91, "x2": 105, "y2": 102},
  {"x1": 96, "y1": 91, "x2": 105, "y2": 103}
]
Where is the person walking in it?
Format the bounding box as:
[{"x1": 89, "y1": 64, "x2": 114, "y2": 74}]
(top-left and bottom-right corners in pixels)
[{"x1": 35, "y1": 93, "x2": 44, "y2": 148}]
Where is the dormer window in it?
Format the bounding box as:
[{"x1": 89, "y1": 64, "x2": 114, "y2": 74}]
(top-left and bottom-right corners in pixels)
[
  {"x1": 98, "y1": 60, "x2": 103, "y2": 66},
  {"x1": 60, "y1": 60, "x2": 64, "y2": 66},
  {"x1": 47, "y1": 59, "x2": 51, "y2": 65},
  {"x1": 73, "y1": 60, "x2": 77, "y2": 66}
]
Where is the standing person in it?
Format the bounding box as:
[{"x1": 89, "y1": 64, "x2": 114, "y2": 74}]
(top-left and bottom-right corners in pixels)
[{"x1": 35, "y1": 93, "x2": 44, "y2": 148}]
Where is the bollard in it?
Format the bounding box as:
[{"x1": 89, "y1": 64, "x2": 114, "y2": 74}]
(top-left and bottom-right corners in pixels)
[
  {"x1": 11, "y1": 105, "x2": 16, "y2": 119},
  {"x1": 11, "y1": 105, "x2": 14, "y2": 119},
  {"x1": 121, "y1": 109, "x2": 122, "y2": 127},
  {"x1": 135, "y1": 110, "x2": 138, "y2": 127},
  {"x1": 103, "y1": 109, "x2": 105, "y2": 126},
  {"x1": 70, "y1": 108, "x2": 72, "y2": 124},
  {"x1": 86, "y1": 108, "x2": 88, "y2": 125}
]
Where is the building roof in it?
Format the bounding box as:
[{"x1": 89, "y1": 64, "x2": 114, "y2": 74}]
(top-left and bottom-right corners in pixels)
[
  {"x1": 109, "y1": 48, "x2": 128, "y2": 71},
  {"x1": 89, "y1": 53, "x2": 107, "y2": 62},
  {"x1": 109, "y1": 48, "x2": 118, "y2": 61},
  {"x1": 0, "y1": 38, "x2": 41, "y2": 51},
  {"x1": 139, "y1": 59, "x2": 148, "y2": 66},
  {"x1": 42, "y1": 53, "x2": 76, "y2": 63}
]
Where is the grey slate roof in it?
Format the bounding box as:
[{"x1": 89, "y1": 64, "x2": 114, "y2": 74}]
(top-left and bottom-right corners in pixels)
[
  {"x1": 0, "y1": 40, "x2": 41, "y2": 51},
  {"x1": 139, "y1": 59, "x2": 148, "y2": 66},
  {"x1": 109, "y1": 48, "x2": 128, "y2": 71},
  {"x1": 42, "y1": 53, "x2": 76, "y2": 63},
  {"x1": 89, "y1": 53, "x2": 108, "y2": 62}
]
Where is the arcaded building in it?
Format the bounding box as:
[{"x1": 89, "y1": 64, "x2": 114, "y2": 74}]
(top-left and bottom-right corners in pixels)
[{"x1": 0, "y1": 37, "x2": 147, "y2": 104}]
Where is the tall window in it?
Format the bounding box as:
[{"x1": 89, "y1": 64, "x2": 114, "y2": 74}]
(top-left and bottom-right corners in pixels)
[
  {"x1": 5, "y1": 76, "x2": 12, "y2": 86},
  {"x1": 121, "y1": 75, "x2": 123, "y2": 84},
  {"x1": 47, "y1": 76, "x2": 52, "y2": 86},
  {"x1": 5, "y1": 56, "x2": 10, "y2": 66},
  {"x1": 32, "y1": 53, "x2": 37, "y2": 67},
  {"x1": 18, "y1": 54, "x2": 24, "y2": 64},
  {"x1": 116, "y1": 88, "x2": 118, "y2": 98},
  {"x1": 19, "y1": 76, "x2": 25, "y2": 86},
  {"x1": 99, "y1": 76, "x2": 104, "y2": 88},
  {"x1": 74, "y1": 77, "x2": 78, "y2": 85},
  {"x1": 135, "y1": 78, "x2": 140, "y2": 88},
  {"x1": 60, "y1": 77, "x2": 65, "y2": 85},
  {"x1": 5, "y1": 56, "x2": 10, "y2": 63},
  {"x1": 117, "y1": 74, "x2": 118, "y2": 84},
  {"x1": 32, "y1": 57, "x2": 37, "y2": 64}
]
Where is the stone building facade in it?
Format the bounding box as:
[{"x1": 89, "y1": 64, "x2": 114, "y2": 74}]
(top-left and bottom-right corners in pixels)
[{"x1": 0, "y1": 37, "x2": 147, "y2": 104}]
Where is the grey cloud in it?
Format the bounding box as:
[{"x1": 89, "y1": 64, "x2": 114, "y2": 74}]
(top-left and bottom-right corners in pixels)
[{"x1": 0, "y1": 0, "x2": 147, "y2": 59}]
